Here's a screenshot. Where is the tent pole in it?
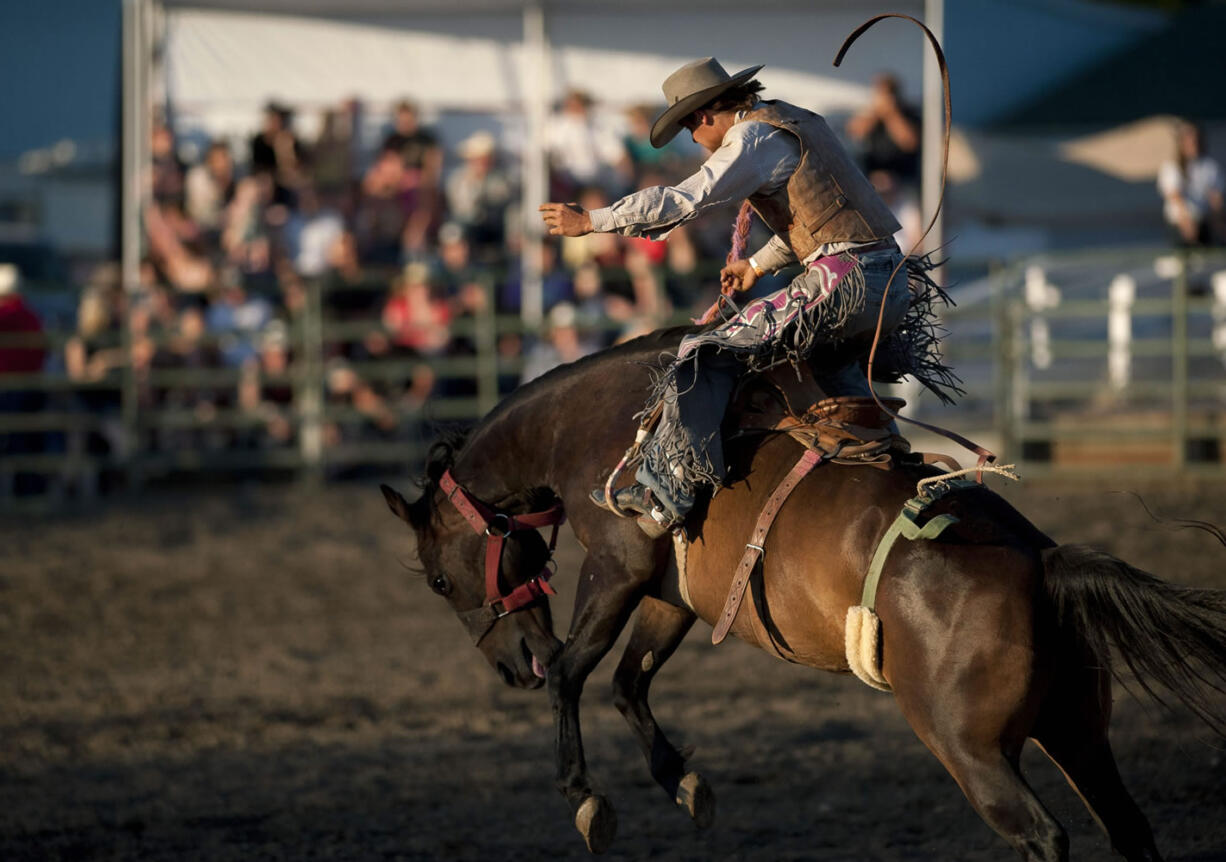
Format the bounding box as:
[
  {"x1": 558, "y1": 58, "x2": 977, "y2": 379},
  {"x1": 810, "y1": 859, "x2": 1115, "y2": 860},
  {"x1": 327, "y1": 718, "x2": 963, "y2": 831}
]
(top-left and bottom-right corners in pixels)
[
  {"x1": 520, "y1": 0, "x2": 549, "y2": 330},
  {"x1": 921, "y1": 0, "x2": 944, "y2": 265}
]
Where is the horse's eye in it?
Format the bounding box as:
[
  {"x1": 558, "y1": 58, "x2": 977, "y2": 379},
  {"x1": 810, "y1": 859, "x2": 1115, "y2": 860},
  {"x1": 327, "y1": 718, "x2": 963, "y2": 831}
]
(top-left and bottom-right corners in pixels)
[{"x1": 429, "y1": 573, "x2": 452, "y2": 597}]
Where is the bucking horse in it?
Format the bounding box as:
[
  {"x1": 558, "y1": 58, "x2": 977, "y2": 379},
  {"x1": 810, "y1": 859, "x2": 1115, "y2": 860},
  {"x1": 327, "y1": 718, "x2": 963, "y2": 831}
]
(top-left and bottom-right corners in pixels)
[{"x1": 380, "y1": 322, "x2": 1226, "y2": 862}]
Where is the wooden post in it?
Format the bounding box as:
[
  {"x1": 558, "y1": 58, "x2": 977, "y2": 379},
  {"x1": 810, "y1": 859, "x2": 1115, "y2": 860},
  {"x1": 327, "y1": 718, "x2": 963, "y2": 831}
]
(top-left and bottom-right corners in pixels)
[
  {"x1": 1172, "y1": 252, "x2": 1189, "y2": 471},
  {"x1": 1107, "y1": 274, "x2": 1135, "y2": 392},
  {"x1": 297, "y1": 277, "x2": 325, "y2": 484},
  {"x1": 475, "y1": 276, "x2": 499, "y2": 415}
]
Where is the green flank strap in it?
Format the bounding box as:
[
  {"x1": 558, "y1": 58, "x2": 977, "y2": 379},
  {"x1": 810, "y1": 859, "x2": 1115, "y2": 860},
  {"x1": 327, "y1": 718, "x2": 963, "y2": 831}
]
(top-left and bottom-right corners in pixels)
[{"x1": 861, "y1": 505, "x2": 959, "y2": 611}]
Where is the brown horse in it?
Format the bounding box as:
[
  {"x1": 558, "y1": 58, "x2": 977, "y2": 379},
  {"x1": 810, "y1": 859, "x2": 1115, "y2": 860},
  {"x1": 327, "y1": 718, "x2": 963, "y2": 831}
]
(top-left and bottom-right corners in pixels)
[{"x1": 380, "y1": 326, "x2": 1226, "y2": 861}]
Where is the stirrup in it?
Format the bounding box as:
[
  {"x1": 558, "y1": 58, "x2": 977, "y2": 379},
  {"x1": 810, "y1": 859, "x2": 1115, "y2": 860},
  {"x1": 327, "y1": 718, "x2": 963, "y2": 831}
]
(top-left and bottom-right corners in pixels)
[{"x1": 590, "y1": 484, "x2": 676, "y2": 539}]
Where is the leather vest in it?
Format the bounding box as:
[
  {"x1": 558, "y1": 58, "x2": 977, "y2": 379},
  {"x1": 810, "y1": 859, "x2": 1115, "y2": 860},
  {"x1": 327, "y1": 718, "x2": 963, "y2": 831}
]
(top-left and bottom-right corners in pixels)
[{"x1": 743, "y1": 101, "x2": 900, "y2": 260}]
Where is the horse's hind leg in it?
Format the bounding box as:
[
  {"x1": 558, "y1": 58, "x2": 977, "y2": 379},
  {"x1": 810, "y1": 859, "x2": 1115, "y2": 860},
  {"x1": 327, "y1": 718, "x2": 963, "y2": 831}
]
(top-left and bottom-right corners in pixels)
[
  {"x1": 610, "y1": 597, "x2": 714, "y2": 828},
  {"x1": 885, "y1": 550, "x2": 1069, "y2": 861},
  {"x1": 1031, "y1": 658, "x2": 1162, "y2": 861}
]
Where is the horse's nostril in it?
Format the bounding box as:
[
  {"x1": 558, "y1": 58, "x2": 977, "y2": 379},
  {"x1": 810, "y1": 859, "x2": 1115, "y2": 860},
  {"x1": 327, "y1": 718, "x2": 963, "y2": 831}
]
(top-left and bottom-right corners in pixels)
[
  {"x1": 521, "y1": 639, "x2": 535, "y2": 667},
  {"x1": 496, "y1": 662, "x2": 514, "y2": 686}
]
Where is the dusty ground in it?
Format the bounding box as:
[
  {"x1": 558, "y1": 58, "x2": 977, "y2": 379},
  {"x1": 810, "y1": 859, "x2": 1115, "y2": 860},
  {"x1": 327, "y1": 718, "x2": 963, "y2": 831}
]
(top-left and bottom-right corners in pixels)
[{"x1": 2, "y1": 477, "x2": 1225, "y2": 861}]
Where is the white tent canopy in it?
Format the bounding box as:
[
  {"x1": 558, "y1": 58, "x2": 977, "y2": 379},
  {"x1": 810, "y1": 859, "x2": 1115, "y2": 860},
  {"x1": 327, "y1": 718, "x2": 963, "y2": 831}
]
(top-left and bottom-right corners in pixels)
[{"x1": 126, "y1": 0, "x2": 939, "y2": 321}]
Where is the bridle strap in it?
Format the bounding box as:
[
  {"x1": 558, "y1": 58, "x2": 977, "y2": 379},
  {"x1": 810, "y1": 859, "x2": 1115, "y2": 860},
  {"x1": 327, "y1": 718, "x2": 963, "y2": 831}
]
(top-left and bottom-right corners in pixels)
[{"x1": 438, "y1": 469, "x2": 566, "y2": 643}]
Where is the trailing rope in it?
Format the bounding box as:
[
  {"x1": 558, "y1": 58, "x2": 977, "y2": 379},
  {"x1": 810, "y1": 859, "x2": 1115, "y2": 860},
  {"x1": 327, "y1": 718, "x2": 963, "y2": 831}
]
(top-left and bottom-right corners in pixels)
[{"x1": 834, "y1": 14, "x2": 1000, "y2": 478}]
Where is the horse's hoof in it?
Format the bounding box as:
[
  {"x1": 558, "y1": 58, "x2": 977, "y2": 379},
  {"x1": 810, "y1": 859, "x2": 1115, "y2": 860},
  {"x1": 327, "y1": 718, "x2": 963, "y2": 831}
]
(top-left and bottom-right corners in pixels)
[
  {"x1": 575, "y1": 794, "x2": 617, "y2": 854},
  {"x1": 675, "y1": 771, "x2": 716, "y2": 830}
]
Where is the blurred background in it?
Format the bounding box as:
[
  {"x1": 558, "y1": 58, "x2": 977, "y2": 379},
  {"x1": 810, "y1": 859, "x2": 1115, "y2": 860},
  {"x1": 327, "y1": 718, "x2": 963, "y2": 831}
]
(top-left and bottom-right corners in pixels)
[
  {"x1": 3, "y1": 4, "x2": 1226, "y2": 861},
  {"x1": 1, "y1": 0, "x2": 1225, "y2": 505}
]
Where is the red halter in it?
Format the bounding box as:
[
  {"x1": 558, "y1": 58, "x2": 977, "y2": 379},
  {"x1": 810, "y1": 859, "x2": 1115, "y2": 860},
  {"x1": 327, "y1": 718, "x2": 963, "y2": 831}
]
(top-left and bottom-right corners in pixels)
[{"x1": 438, "y1": 469, "x2": 566, "y2": 644}]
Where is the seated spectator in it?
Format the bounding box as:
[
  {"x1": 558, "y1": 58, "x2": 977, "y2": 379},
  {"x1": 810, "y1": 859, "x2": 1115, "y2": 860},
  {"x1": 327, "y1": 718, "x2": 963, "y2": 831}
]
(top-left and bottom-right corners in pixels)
[
  {"x1": 206, "y1": 279, "x2": 274, "y2": 368},
  {"x1": 65, "y1": 277, "x2": 125, "y2": 383},
  {"x1": 238, "y1": 320, "x2": 295, "y2": 447},
  {"x1": 151, "y1": 120, "x2": 186, "y2": 207},
  {"x1": 185, "y1": 140, "x2": 235, "y2": 244},
  {"x1": 560, "y1": 186, "x2": 623, "y2": 271},
  {"x1": 153, "y1": 302, "x2": 225, "y2": 442},
  {"x1": 382, "y1": 99, "x2": 444, "y2": 254},
  {"x1": 358, "y1": 143, "x2": 414, "y2": 264},
  {"x1": 499, "y1": 240, "x2": 573, "y2": 314},
  {"x1": 222, "y1": 171, "x2": 277, "y2": 278},
  {"x1": 435, "y1": 222, "x2": 483, "y2": 297},
  {"x1": 313, "y1": 100, "x2": 360, "y2": 199},
  {"x1": 520, "y1": 302, "x2": 599, "y2": 384},
  {"x1": 546, "y1": 88, "x2": 629, "y2": 198},
  {"x1": 324, "y1": 358, "x2": 398, "y2": 446},
  {"x1": 250, "y1": 101, "x2": 307, "y2": 207},
  {"x1": 1158, "y1": 120, "x2": 1225, "y2": 247},
  {"x1": 65, "y1": 266, "x2": 128, "y2": 457},
  {"x1": 622, "y1": 103, "x2": 687, "y2": 173},
  {"x1": 845, "y1": 73, "x2": 920, "y2": 189},
  {"x1": 145, "y1": 200, "x2": 214, "y2": 292},
  {"x1": 380, "y1": 262, "x2": 451, "y2": 357},
  {"x1": 445, "y1": 131, "x2": 517, "y2": 262},
  {"x1": 285, "y1": 185, "x2": 345, "y2": 278}
]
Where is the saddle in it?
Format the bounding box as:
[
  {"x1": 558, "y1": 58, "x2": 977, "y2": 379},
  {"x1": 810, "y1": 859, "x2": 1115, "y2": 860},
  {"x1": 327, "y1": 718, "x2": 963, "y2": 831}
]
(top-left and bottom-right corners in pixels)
[{"x1": 773, "y1": 394, "x2": 908, "y2": 467}]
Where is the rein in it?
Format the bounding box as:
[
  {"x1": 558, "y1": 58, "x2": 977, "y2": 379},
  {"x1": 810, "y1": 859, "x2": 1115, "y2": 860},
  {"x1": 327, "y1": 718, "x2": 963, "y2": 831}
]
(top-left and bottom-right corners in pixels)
[{"x1": 438, "y1": 469, "x2": 566, "y2": 645}]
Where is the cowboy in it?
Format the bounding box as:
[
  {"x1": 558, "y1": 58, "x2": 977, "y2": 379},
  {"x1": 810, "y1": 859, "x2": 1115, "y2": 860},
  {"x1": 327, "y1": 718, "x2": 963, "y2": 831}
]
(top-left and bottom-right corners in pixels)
[{"x1": 541, "y1": 58, "x2": 943, "y2": 536}]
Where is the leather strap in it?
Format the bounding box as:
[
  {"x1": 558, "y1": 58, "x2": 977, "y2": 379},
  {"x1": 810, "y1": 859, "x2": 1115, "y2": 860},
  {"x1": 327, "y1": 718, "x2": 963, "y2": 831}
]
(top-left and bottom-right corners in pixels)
[
  {"x1": 438, "y1": 469, "x2": 566, "y2": 644},
  {"x1": 712, "y1": 449, "x2": 822, "y2": 645}
]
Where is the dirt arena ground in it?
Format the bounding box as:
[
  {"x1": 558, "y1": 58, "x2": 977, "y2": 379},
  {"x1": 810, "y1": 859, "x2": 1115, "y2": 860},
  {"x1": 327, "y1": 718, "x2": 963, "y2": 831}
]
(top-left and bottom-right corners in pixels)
[{"x1": 2, "y1": 477, "x2": 1225, "y2": 861}]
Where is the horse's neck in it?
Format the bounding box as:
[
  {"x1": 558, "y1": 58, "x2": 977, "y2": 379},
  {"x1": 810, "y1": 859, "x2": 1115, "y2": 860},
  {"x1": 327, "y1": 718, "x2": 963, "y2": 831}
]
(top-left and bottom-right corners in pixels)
[{"x1": 453, "y1": 335, "x2": 683, "y2": 503}]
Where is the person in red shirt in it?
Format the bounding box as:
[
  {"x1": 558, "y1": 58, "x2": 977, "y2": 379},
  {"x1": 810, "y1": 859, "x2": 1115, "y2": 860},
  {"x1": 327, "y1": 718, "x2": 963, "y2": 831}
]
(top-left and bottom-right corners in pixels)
[
  {"x1": 0, "y1": 264, "x2": 48, "y2": 494},
  {"x1": 381, "y1": 262, "x2": 451, "y2": 357},
  {"x1": 0, "y1": 264, "x2": 46, "y2": 375}
]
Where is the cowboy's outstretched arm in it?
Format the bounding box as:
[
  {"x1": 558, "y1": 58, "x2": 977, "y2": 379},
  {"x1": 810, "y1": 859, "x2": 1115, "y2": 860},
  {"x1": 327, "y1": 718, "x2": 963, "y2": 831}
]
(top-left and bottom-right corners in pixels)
[{"x1": 539, "y1": 202, "x2": 593, "y2": 237}]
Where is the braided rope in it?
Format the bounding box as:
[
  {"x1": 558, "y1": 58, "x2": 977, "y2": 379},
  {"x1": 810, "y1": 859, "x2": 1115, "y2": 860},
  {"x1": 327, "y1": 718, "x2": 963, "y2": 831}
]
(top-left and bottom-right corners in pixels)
[
  {"x1": 726, "y1": 200, "x2": 754, "y2": 265},
  {"x1": 916, "y1": 464, "x2": 1020, "y2": 496}
]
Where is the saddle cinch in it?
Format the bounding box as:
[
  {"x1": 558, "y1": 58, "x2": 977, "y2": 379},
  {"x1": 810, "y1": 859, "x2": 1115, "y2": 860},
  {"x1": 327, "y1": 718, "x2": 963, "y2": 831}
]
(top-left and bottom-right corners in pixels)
[{"x1": 703, "y1": 394, "x2": 921, "y2": 649}]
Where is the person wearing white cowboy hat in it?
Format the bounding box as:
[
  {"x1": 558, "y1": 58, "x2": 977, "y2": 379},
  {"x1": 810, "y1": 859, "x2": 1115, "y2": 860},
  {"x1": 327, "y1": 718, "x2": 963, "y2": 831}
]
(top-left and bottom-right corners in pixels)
[{"x1": 540, "y1": 57, "x2": 949, "y2": 536}]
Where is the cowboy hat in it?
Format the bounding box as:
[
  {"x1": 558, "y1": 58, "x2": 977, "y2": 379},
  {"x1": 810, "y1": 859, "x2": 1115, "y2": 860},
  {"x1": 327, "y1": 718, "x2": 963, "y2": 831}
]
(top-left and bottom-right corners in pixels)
[{"x1": 650, "y1": 57, "x2": 764, "y2": 148}]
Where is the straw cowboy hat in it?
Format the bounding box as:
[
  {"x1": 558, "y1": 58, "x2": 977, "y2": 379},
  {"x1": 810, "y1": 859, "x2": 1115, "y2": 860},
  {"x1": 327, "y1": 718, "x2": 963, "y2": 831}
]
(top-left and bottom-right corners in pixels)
[{"x1": 650, "y1": 57, "x2": 764, "y2": 148}]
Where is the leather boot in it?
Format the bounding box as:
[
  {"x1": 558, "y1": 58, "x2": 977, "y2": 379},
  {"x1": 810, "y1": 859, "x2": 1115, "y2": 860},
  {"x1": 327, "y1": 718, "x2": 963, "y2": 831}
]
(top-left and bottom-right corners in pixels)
[{"x1": 590, "y1": 483, "x2": 677, "y2": 539}]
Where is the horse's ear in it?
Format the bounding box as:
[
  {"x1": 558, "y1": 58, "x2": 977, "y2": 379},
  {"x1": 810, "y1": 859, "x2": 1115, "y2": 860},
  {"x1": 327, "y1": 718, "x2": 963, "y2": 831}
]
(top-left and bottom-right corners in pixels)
[{"x1": 380, "y1": 484, "x2": 422, "y2": 528}]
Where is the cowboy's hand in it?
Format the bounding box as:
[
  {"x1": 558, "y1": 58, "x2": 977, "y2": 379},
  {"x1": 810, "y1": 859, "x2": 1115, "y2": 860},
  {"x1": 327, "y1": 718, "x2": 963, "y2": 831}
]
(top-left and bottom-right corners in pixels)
[
  {"x1": 720, "y1": 259, "x2": 758, "y2": 293},
  {"x1": 539, "y1": 202, "x2": 593, "y2": 237}
]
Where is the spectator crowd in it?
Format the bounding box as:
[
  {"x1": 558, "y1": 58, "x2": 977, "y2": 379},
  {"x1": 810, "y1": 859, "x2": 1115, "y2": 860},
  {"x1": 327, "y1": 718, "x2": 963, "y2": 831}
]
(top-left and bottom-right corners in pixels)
[{"x1": 2, "y1": 91, "x2": 735, "y2": 480}]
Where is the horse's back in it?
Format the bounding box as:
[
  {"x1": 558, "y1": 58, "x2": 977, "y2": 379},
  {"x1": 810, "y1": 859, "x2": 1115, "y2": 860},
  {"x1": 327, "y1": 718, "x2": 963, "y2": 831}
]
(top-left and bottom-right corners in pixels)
[{"x1": 682, "y1": 434, "x2": 1053, "y2": 674}]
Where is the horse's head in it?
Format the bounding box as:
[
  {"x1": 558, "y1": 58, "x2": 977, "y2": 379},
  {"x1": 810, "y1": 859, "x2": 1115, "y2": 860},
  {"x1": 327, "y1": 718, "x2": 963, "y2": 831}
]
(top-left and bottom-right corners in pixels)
[{"x1": 380, "y1": 445, "x2": 563, "y2": 690}]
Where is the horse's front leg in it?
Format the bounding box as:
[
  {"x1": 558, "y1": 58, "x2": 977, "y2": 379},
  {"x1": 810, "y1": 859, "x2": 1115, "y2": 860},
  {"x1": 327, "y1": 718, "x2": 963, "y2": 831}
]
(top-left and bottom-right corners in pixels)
[
  {"x1": 610, "y1": 596, "x2": 715, "y2": 828},
  {"x1": 548, "y1": 544, "x2": 658, "y2": 853}
]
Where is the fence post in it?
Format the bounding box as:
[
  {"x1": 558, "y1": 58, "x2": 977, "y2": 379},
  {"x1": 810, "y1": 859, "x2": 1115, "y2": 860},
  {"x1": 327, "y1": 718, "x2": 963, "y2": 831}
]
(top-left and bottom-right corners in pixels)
[
  {"x1": 1212, "y1": 269, "x2": 1226, "y2": 364},
  {"x1": 990, "y1": 261, "x2": 1014, "y2": 460},
  {"x1": 1107, "y1": 274, "x2": 1135, "y2": 392},
  {"x1": 297, "y1": 277, "x2": 325, "y2": 484},
  {"x1": 1172, "y1": 252, "x2": 1189, "y2": 471},
  {"x1": 475, "y1": 277, "x2": 500, "y2": 415},
  {"x1": 121, "y1": 292, "x2": 141, "y2": 491},
  {"x1": 1024, "y1": 265, "x2": 1060, "y2": 370}
]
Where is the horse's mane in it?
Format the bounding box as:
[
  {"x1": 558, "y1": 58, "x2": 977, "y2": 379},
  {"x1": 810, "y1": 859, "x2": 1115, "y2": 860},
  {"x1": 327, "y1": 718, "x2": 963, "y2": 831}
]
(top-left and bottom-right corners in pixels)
[
  {"x1": 412, "y1": 324, "x2": 699, "y2": 521},
  {"x1": 498, "y1": 323, "x2": 698, "y2": 406}
]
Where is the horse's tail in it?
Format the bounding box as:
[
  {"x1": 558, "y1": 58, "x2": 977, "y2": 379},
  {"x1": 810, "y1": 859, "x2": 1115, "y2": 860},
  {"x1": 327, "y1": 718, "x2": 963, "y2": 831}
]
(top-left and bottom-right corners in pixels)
[{"x1": 1042, "y1": 543, "x2": 1226, "y2": 736}]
